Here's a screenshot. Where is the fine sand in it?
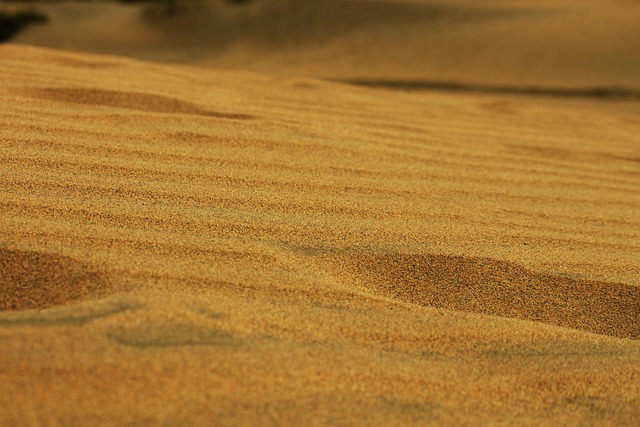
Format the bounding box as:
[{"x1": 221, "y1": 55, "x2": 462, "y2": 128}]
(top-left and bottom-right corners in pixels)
[
  {"x1": 3, "y1": 0, "x2": 640, "y2": 423},
  {"x1": 1, "y1": 43, "x2": 639, "y2": 425}
]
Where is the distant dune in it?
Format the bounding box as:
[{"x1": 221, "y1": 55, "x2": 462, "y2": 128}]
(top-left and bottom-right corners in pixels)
[
  {"x1": 10, "y1": 0, "x2": 640, "y2": 90},
  {"x1": 1, "y1": 44, "x2": 639, "y2": 425}
]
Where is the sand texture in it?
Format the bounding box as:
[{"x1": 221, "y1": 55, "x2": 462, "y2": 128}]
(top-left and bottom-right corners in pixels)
[{"x1": 1, "y1": 42, "x2": 640, "y2": 425}]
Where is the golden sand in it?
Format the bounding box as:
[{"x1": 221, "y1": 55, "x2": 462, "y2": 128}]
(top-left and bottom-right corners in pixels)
[
  {"x1": 12, "y1": 0, "x2": 640, "y2": 88},
  {"x1": 1, "y1": 41, "x2": 639, "y2": 425}
]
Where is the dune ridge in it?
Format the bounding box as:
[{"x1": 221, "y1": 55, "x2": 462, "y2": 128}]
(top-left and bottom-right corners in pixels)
[{"x1": 1, "y1": 45, "x2": 640, "y2": 425}]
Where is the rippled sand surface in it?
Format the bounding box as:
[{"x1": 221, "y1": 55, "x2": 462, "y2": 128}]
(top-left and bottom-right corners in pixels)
[{"x1": 1, "y1": 44, "x2": 639, "y2": 425}]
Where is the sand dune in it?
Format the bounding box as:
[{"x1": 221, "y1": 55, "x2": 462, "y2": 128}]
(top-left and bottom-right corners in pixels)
[
  {"x1": 11, "y1": 0, "x2": 640, "y2": 89},
  {"x1": 1, "y1": 44, "x2": 639, "y2": 425}
]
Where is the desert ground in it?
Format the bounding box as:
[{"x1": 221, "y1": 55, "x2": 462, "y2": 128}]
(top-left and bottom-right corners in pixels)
[{"x1": 1, "y1": 0, "x2": 639, "y2": 425}]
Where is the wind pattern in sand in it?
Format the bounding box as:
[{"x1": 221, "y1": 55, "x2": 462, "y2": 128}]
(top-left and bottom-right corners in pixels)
[{"x1": 1, "y1": 46, "x2": 639, "y2": 425}]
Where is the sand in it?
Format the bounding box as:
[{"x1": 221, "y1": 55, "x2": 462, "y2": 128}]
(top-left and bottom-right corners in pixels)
[
  {"x1": 1, "y1": 43, "x2": 639, "y2": 425},
  {"x1": 12, "y1": 0, "x2": 640, "y2": 89},
  {"x1": 1, "y1": 0, "x2": 640, "y2": 424}
]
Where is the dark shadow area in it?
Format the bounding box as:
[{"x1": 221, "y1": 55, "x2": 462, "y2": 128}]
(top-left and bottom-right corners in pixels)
[
  {"x1": 0, "y1": 301, "x2": 143, "y2": 326},
  {"x1": 329, "y1": 252, "x2": 640, "y2": 340},
  {"x1": 20, "y1": 87, "x2": 255, "y2": 119},
  {"x1": 0, "y1": 8, "x2": 47, "y2": 42},
  {"x1": 107, "y1": 322, "x2": 239, "y2": 348},
  {"x1": 340, "y1": 79, "x2": 640, "y2": 101},
  {"x1": 0, "y1": 248, "x2": 111, "y2": 311}
]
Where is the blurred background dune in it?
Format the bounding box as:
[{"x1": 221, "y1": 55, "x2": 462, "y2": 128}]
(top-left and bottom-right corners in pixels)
[{"x1": 4, "y1": 0, "x2": 640, "y2": 89}]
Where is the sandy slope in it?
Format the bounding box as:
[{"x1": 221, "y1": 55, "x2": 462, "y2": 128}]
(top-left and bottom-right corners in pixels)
[
  {"x1": 0, "y1": 44, "x2": 639, "y2": 425},
  {"x1": 10, "y1": 0, "x2": 640, "y2": 89}
]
